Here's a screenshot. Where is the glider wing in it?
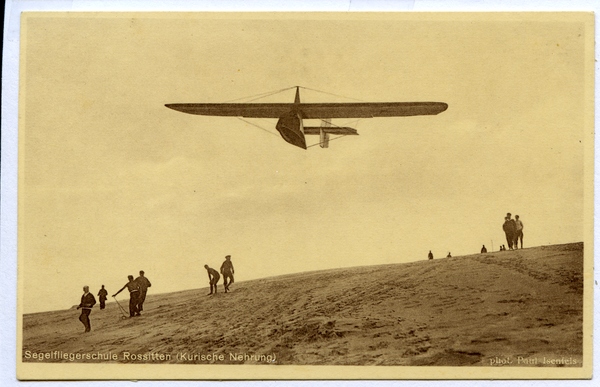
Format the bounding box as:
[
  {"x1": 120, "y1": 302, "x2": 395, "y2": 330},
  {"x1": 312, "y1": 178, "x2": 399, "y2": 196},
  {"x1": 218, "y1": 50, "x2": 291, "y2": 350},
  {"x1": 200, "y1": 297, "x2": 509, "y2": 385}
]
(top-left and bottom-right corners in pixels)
[{"x1": 165, "y1": 102, "x2": 448, "y2": 119}]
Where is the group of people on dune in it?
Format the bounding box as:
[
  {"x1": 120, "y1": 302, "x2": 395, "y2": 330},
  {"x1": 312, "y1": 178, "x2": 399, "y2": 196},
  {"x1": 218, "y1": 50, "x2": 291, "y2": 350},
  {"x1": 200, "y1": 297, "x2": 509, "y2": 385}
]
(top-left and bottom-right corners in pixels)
[
  {"x1": 502, "y1": 212, "x2": 524, "y2": 250},
  {"x1": 427, "y1": 213, "x2": 524, "y2": 260},
  {"x1": 76, "y1": 255, "x2": 235, "y2": 333},
  {"x1": 76, "y1": 255, "x2": 236, "y2": 332},
  {"x1": 204, "y1": 255, "x2": 235, "y2": 295},
  {"x1": 76, "y1": 270, "x2": 151, "y2": 332}
]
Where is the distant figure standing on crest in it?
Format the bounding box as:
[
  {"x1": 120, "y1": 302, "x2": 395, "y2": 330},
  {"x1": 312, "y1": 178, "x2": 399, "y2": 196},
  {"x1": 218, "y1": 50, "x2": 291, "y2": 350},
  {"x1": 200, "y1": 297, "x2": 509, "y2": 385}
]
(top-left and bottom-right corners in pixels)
[
  {"x1": 481, "y1": 245, "x2": 487, "y2": 253},
  {"x1": 113, "y1": 275, "x2": 140, "y2": 317},
  {"x1": 447, "y1": 252, "x2": 452, "y2": 258},
  {"x1": 77, "y1": 286, "x2": 96, "y2": 333},
  {"x1": 205, "y1": 265, "x2": 220, "y2": 295},
  {"x1": 514, "y1": 215, "x2": 524, "y2": 249},
  {"x1": 135, "y1": 270, "x2": 152, "y2": 313},
  {"x1": 503, "y1": 213, "x2": 516, "y2": 250},
  {"x1": 97, "y1": 285, "x2": 108, "y2": 310},
  {"x1": 220, "y1": 255, "x2": 234, "y2": 293},
  {"x1": 428, "y1": 251, "x2": 434, "y2": 260}
]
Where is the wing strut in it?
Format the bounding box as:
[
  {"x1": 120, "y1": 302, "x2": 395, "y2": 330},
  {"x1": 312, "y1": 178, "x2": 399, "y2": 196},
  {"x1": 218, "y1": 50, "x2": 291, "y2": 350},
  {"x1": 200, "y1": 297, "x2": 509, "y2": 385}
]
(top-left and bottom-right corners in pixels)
[{"x1": 320, "y1": 119, "x2": 331, "y2": 148}]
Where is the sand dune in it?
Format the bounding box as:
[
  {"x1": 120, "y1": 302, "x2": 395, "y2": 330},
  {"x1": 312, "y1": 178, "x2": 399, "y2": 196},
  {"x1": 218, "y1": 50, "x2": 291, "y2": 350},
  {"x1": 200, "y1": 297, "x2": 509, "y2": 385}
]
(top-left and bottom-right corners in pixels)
[{"x1": 22, "y1": 243, "x2": 583, "y2": 366}]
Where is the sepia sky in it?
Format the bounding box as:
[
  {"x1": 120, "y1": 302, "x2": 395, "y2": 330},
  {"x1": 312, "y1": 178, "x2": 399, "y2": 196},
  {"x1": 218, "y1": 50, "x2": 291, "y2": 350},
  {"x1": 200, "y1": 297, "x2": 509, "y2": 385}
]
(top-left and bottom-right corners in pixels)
[{"x1": 19, "y1": 13, "x2": 592, "y2": 313}]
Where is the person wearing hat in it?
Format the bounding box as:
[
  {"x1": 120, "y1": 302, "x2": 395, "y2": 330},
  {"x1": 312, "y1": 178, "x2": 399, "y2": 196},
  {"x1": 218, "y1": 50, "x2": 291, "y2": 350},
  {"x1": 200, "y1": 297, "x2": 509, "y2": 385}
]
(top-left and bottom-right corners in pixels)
[
  {"x1": 220, "y1": 255, "x2": 235, "y2": 293},
  {"x1": 135, "y1": 270, "x2": 152, "y2": 313},
  {"x1": 503, "y1": 213, "x2": 516, "y2": 250}
]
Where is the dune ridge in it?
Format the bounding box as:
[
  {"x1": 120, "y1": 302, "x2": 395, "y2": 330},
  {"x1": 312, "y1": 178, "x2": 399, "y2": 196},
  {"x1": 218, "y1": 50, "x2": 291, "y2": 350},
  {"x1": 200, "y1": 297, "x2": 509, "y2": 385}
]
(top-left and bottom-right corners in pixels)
[{"x1": 22, "y1": 243, "x2": 583, "y2": 366}]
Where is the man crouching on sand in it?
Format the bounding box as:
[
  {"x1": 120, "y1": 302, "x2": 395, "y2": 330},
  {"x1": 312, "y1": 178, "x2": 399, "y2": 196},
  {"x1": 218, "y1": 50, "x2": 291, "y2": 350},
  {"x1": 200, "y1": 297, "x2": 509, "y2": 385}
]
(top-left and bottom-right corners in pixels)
[
  {"x1": 77, "y1": 286, "x2": 96, "y2": 333},
  {"x1": 205, "y1": 265, "x2": 220, "y2": 295}
]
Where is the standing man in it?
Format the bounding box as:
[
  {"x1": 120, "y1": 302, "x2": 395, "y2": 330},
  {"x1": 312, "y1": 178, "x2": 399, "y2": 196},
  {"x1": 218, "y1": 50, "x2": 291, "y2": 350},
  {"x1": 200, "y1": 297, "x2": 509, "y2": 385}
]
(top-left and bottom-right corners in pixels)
[
  {"x1": 113, "y1": 275, "x2": 140, "y2": 317},
  {"x1": 220, "y1": 255, "x2": 235, "y2": 293},
  {"x1": 514, "y1": 215, "x2": 524, "y2": 249},
  {"x1": 428, "y1": 251, "x2": 434, "y2": 260},
  {"x1": 481, "y1": 245, "x2": 487, "y2": 253},
  {"x1": 77, "y1": 286, "x2": 96, "y2": 332},
  {"x1": 97, "y1": 285, "x2": 108, "y2": 310},
  {"x1": 503, "y1": 214, "x2": 516, "y2": 250},
  {"x1": 204, "y1": 264, "x2": 220, "y2": 295},
  {"x1": 135, "y1": 270, "x2": 152, "y2": 313}
]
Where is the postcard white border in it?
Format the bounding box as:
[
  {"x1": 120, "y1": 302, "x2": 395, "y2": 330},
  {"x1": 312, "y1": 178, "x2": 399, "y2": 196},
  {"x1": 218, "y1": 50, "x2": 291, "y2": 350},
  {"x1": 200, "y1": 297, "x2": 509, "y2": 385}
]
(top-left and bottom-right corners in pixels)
[{"x1": 2, "y1": 1, "x2": 598, "y2": 386}]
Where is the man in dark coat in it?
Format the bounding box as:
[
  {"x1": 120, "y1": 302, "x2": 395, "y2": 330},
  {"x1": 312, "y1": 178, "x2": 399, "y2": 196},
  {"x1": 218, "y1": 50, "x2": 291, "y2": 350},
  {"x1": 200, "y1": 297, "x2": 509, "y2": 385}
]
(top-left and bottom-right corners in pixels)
[
  {"x1": 481, "y1": 245, "x2": 487, "y2": 253},
  {"x1": 77, "y1": 286, "x2": 96, "y2": 332},
  {"x1": 204, "y1": 265, "x2": 220, "y2": 295},
  {"x1": 503, "y1": 214, "x2": 516, "y2": 250},
  {"x1": 113, "y1": 275, "x2": 140, "y2": 317},
  {"x1": 220, "y1": 255, "x2": 234, "y2": 293},
  {"x1": 135, "y1": 271, "x2": 152, "y2": 313},
  {"x1": 97, "y1": 285, "x2": 108, "y2": 310},
  {"x1": 428, "y1": 251, "x2": 434, "y2": 260}
]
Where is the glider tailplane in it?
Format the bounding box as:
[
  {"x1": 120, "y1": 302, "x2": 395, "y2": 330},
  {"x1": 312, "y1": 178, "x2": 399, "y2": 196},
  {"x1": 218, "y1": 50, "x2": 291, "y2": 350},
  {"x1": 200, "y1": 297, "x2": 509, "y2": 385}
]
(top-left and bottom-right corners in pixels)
[{"x1": 303, "y1": 124, "x2": 359, "y2": 148}]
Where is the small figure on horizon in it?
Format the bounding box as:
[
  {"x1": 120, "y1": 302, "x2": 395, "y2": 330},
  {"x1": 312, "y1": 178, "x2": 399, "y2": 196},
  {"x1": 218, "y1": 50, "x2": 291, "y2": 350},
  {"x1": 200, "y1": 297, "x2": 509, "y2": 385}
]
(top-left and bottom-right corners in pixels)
[
  {"x1": 514, "y1": 215, "x2": 524, "y2": 249},
  {"x1": 113, "y1": 275, "x2": 140, "y2": 317},
  {"x1": 481, "y1": 245, "x2": 487, "y2": 253},
  {"x1": 205, "y1": 265, "x2": 220, "y2": 295},
  {"x1": 77, "y1": 285, "x2": 96, "y2": 333},
  {"x1": 503, "y1": 213, "x2": 516, "y2": 250},
  {"x1": 220, "y1": 255, "x2": 234, "y2": 293},
  {"x1": 135, "y1": 270, "x2": 152, "y2": 314},
  {"x1": 501, "y1": 245, "x2": 506, "y2": 251},
  {"x1": 428, "y1": 250, "x2": 434, "y2": 260},
  {"x1": 97, "y1": 285, "x2": 108, "y2": 310},
  {"x1": 447, "y1": 252, "x2": 452, "y2": 258}
]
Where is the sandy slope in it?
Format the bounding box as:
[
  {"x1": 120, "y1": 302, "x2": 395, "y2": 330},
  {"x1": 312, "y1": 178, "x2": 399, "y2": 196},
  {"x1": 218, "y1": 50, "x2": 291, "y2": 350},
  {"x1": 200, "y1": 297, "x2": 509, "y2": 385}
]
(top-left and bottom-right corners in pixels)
[{"x1": 22, "y1": 243, "x2": 583, "y2": 366}]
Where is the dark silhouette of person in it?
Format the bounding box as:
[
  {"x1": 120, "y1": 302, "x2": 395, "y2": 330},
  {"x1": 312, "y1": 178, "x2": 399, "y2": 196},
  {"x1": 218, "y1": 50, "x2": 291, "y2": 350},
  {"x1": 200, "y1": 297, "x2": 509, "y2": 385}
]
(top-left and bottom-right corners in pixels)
[
  {"x1": 113, "y1": 275, "x2": 140, "y2": 317},
  {"x1": 135, "y1": 270, "x2": 152, "y2": 313},
  {"x1": 481, "y1": 245, "x2": 487, "y2": 253},
  {"x1": 428, "y1": 251, "x2": 434, "y2": 260},
  {"x1": 514, "y1": 215, "x2": 524, "y2": 249},
  {"x1": 204, "y1": 265, "x2": 220, "y2": 295},
  {"x1": 77, "y1": 286, "x2": 96, "y2": 332},
  {"x1": 503, "y1": 213, "x2": 516, "y2": 250},
  {"x1": 220, "y1": 255, "x2": 234, "y2": 293},
  {"x1": 447, "y1": 252, "x2": 452, "y2": 258},
  {"x1": 97, "y1": 285, "x2": 108, "y2": 310}
]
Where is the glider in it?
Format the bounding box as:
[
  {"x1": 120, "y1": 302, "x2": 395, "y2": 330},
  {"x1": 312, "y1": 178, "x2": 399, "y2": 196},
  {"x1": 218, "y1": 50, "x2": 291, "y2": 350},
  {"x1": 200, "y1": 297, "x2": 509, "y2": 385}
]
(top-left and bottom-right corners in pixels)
[{"x1": 165, "y1": 87, "x2": 448, "y2": 149}]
